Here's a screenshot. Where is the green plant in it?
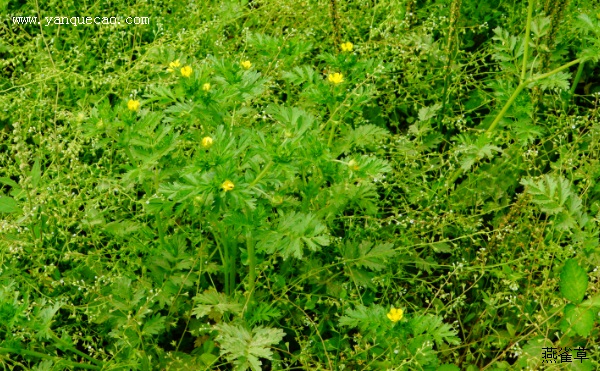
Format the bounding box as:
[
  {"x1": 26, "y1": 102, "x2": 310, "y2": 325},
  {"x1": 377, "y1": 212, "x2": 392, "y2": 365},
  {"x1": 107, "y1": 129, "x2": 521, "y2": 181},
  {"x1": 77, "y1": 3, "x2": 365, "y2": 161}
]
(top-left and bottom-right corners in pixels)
[{"x1": 2, "y1": 0, "x2": 600, "y2": 370}]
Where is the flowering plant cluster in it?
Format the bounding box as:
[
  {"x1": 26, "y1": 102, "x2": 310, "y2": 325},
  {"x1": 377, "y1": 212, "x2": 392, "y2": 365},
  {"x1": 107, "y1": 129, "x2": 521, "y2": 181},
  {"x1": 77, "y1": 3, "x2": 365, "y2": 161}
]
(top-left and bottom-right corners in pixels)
[{"x1": 2, "y1": 0, "x2": 600, "y2": 370}]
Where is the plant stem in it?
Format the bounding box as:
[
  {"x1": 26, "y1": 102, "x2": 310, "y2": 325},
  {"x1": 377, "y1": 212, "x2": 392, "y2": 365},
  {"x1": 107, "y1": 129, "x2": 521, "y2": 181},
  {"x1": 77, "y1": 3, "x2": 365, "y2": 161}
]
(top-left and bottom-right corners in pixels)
[
  {"x1": 246, "y1": 232, "x2": 256, "y2": 300},
  {"x1": 530, "y1": 57, "x2": 582, "y2": 82},
  {"x1": 0, "y1": 347, "x2": 102, "y2": 370},
  {"x1": 520, "y1": 0, "x2": 534, "y2": 83},
  {"x1": 327, "y1": 119, "x2": 338, "y2": 147},
  {"x1": 50, "y1": 332, "x2": 104, "y2": 366},
  {"x1": 250, "y1": 161, "x2": 273, "y2": 188},
  {"x1": 485, "y1": 83, "x2": 527, "y2": 135},
  {"x1": 219, "y1": 233, "x2": 230, "y2": 296},
  {"x1": 441, "y1": 56, "x2": 586, "y2": 191},
  {"x1": 487, "y1": 58, "x2": 583, "y2": 135},
  {"x1": 563, "y1": 60, "x2": 585, "y2": 111},
  {"x1": 229, "y1": 240, "x2": 237, "y2": 295}
]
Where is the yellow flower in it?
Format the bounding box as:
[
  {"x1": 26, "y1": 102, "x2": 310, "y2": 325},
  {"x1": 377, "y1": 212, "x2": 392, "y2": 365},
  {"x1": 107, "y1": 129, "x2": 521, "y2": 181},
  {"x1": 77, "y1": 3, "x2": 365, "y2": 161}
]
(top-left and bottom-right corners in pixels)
[
  {"x1": 127, "y1": 99, "x2": 140, "y2": 111},
  {"x1": 341, "y1": 41, "x2": 353, "y2": 52},
  {"x1": 221, "y1": 180, "x2": 235, "y2": 192},
  {"x1": 328, "y1": 72, "x2": 344, "y2": 84},
  {"x1": 348, "y1": 159, "x2": 359, "y2": 171},
  {"x1": 181, "y1": 66, "x2": 193, "y2": 77},
  {"x1": 202, "y1": 136, "x2": 213, "y2": 148},
  {"x1": 167, "y1": 59, "x2": 181, "y2": 72},
  {"x1": 387, "y1": 307, "x2": 403, "y2": 323},
  {"x1": 202, "y1": 83, "x2": 211, "y2": 91},
  {"x1": 241, "y1": 60, "x2": 252, "y2": 69}
]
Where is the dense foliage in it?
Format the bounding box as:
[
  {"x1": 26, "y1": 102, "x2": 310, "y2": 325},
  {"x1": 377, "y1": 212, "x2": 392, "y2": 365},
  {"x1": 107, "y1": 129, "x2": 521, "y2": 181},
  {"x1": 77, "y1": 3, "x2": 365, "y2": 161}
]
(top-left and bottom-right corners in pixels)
[{"x1": 1, "y1": 0, "x2": 600, "y2": 369}]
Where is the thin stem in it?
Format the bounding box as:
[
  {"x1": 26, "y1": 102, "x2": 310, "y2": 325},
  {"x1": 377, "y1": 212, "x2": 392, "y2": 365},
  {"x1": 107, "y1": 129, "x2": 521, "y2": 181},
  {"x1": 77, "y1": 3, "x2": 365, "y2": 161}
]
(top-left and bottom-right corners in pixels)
[
  {"x1": 487, "y1": 57, "x2": 583, "y2": 135},
  {"x1": 441, "y1": 56, "x2": 586, "y2": 191},
  {"x1": 520, "y1": 0, "x2": 534, "y2": 82},
  {"x1": 563, "y1": 61, "x2": 585, "y2": 111},
  {"x1": 246, "y1": 232, "x2": 256, "y2": 300},
  {"x1": 0, "y1": 347, "x2": 101, "y2": 370},
  {"x1": 250, "y1": 161, "x2": 273, "y2": 187},
  {"x1": 223, "y1": 239, "x2": 230, "y2": 296},
  {"x1": 530, "y1": 58, "x2": 582, "y2": 83},
  {"x1": 327, "y1": 119, "x2": 338, "y2": 147},
  {"x1": 486, "y1": 83, "x2": 527, "y2": 135},
  {"x1": 229, "y1": 240, "x2": 237, "y2": 295},
  {"x1": 568, "y1": 61, "x2": 585, "y2": 97},
  {"x1": 50, "y1": 332, "x2": 104, "y2": 366}
]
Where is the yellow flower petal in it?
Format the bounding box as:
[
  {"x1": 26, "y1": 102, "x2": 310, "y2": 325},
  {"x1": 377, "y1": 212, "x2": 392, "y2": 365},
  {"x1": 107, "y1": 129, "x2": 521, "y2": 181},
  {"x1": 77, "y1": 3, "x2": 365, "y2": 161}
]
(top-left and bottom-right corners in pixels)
[
  {"x1": 328, "y1": 72, "x2": 344, "y2": 84},
  {"x1": 221, "y1": 180, "x2": 235, "y2": 192},
  {"x1": 201, "y1": 136, "x2": 213, "y2": 148},
  {"x1": 241, "y1": 60, "x2": 252, "y2": 69},
  {"x1": 127, "y1": 99, "x2": 140, "y2": 111},
  {"x1": 341, "y1": 42, "x2": 353, "y2": 52},
  {"x1": 202, "y1": 83, "x2": 211, "y2": 91},
  {"x1": 387, "y1": 307, "x2": 403, "y2": 322},
  {"x1": 181, "y1": 66, "x2": 193, "y2": 77}
]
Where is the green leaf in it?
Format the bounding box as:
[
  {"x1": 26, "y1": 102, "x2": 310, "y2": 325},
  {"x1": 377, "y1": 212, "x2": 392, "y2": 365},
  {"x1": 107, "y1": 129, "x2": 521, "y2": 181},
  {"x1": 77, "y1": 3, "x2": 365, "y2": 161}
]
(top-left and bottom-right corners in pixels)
[
  {"x1": 0, "y1": 177, "x2": 20, "y2": 189},
  {"x1": 247, "y1": 302, "x2": 282, "y2": 326},
  {"x1": 256, "y1": 212, "x2": 330, "y2": 260},
  {"x1": 0, "y1": 196, "x2": 17, "y2": 213},
  {"x1": 339, "y1": 124, "x2": 389, "y2": 154},
  {"x1": 31, "y1": 157, "x2": 41, "y2": 188},
  {"x1": 410, "y1": 314, "x2": 460, "y2": 347},
  {"x1": 338, "y1": 304, "x2": 388, "y2": 336},
  {"x1": 142, "y1": 314, "x2": 166, "y2": 337},
  {"x1": 580, "y1": 294, "x2": 600, "y2": 308},
  {"x1": 280, "y1": 65, "x2": 318, "y2": 85},
  {"x1": 438, "y1": 365, "x2": 460, "y2": 371},
  {"x1": 192, "y1": 288, "x2": 243, "y2": 320},
  {"x1": 418, "y1": 103, "x2": 442, "y2": 122},
  {"x1": 560, "y1": 304, "x2": 595, "y2": 337},
  {"x1": 537, "y1": 71, "x2": 571, "y2": 91},
  {"x1": 32, "y1": 360, "x2": 53, "y2": 371},
  {"x1": 521, "y1": 175, "x2": 573, "y2": 215},
  {"x1": 341, "y1": 241, "x2": 396, "y2": 271},
  {"x1": 215, "y1": 323, "x2": 284, "y2": 371},
  {"x1": 560, "y1": 259, "x2": 588, "y2": 304}
]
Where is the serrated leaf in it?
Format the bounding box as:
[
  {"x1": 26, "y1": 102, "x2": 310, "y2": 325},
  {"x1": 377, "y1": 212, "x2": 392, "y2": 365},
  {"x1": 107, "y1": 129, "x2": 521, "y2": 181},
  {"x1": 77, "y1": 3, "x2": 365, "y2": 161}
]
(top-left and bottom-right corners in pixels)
[
  {"x1": 410, "y1": 314, "x2": 460, "y2": 347},
  {"x1": 280, "y1": 65, "x2": 318, "y2": 85},
  {"x1": 342, "y1": 241, "x2": 396, "y2": 271},
  {"x1": 247, "y1": 302, "x2": 282, "y2": 326},
  {"x1": 560, "y1": 304, "x2": 595, "y2": 337},
  {"x1": 142, "y1": 314, "x2": 166, "y2": 336},
  {"x1": 560, "y1": 259, "x2": 588, "y2": 304},
  {"x1": 580, "y1": 294, "x2": 600, "y2": 308},
  {"x1": 338, "y1": 304, "x2": 387, "y2": 336},
  {"x1": 32, "y1": 360, "x2": 53, "y2": 371},
  {"x1": 215, "y1": 323, "x2": 284, "y2": 371},
  {"x1": 418, "y1": 103, "x2": 442, "y2": 122},
  {"x1": 341, "y1": 124, "x2": 389, "y2": 153},
  {"x1": 192, "y1": 288, "x2": 243, "y2": 320},
  {"x1": 514, "y1": 120, "x2": 546, "y2": 145},
  {"x1": 537, "y1": 71, "x2": 571, "y2": 91},
  {"x1": 256, "y1": 212, "x2": 330, "y2": 260},
  {"x1": 521, "y1": 175, "x2": 573, "y2": 215}
]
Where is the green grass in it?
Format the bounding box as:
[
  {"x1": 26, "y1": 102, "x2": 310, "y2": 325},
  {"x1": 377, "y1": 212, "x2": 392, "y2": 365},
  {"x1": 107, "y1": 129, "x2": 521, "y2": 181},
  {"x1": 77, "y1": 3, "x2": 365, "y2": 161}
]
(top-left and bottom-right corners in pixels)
[{"x1": 1, "y1": 0, "x2": 600, "y2": 369}]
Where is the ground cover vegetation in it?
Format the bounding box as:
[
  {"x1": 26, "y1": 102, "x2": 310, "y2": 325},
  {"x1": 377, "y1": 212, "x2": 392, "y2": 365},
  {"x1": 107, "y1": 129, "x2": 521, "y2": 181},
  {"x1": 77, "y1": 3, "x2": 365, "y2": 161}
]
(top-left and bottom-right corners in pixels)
[{"x1": 1, "y1": 0, "x2": 600, "y2": 369}]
